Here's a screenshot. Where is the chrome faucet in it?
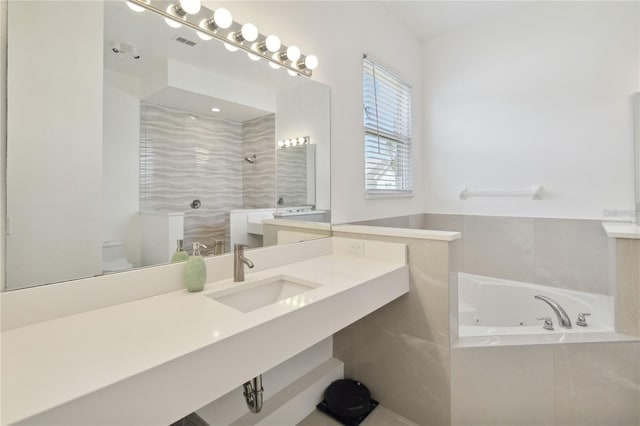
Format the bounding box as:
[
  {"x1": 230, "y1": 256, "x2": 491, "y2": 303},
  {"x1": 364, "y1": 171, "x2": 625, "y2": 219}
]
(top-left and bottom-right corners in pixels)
[
  {"x1": 576, "y1": 312, "x2": 591, "y2": 327},
  {"x1": 537, "y1": 316, "x2": 554, "y2": 331},
  {"x1": 233, "y1": 244, "x2": 254, "y2": 282},
  {"x1": 534, "y1": 295, "x2": 572, "y2": 329}
]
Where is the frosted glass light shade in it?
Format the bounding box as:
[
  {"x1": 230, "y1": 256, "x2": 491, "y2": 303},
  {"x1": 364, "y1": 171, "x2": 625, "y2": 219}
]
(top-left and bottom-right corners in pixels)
[
  {"x1": 165, "y1": 17, "x2": 182, "y2": 28},
  {"x1": 265, "y1": 35, "x2": 281, "y2": 52},
  {"x1": 241, "y1": 24, "x2": 259, "y2": 42},
  {"x1": 224, "y1": 43, "x2": 239, "y2": 52},
  {"x1": 269, "y1": 53, "x2": 281, "y2": 69},
  {"x1": 213, "y1": 8, "x2": 233, "y2": 29},
  {"x1": 165, "y1": 5, "x2": 183, "y2": 27},
  {"x1": 179, "y1": 0, "x2": 201, "y2": 14},
  {"x1": 126, "y1": 1, "x2": 146, "y2": 12},
  {"x1": 197, "y1": 30, "x2": 212, "y2": 41},
  {"x1": 304, "y1": 55, "x2": 319, "y2": 70},
  {"x1": 286, "y1": 45, "x2": 301, "y2": 62},
  {"x1": 197, "y1": 20, "x2": 212, "y2": 40}
]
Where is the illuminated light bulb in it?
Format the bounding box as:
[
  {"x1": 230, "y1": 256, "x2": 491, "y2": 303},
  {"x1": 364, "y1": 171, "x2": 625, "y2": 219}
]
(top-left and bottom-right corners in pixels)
[
  {"x1": 179, "y1": 0, "x2": 201, "y2": 15},
  {"x1": 126, "y1": 1, "x2": 146, "y2": 12},
  {"x1": 287, "y1": 70, "x2": 298, "y2": 77},
  {"x1": 298, "y1": 137, "x2": 306, "y2": 143},
  {"x1": 196, "y1": 20, "x2": 213, "y2": 40},
  {"x1": 241, "y1": 23, "x2": 258, "y2": 42},
  {"x1": 165, "y1": 17, "x2": 183, "y2": 28},
  {"x1": 278, "y1": 141, "x2": 285, "y2": 147},
  {"x1": 197, "y1": 31, "x2": 212, "y2": 40},
  {"x1": 304, "y1": 54, "x2": 318, "y2": 70},
  {"x1": 269, "y1": 53, "x2": 282, "y2": 69},
  {"x1": 213, "y1": 8, "x2": 233, "y2": 29},
  {"x1": 286, "y1": 45, "x2": 301, "y2": 62},
  {"x1": 224, "y1": 33, "x2": 239, "y2": 52},
  {"x1": 210, "y1": 107, "x2": 221, "y2": 112},
  {"x1": 265, "y1": 35, "x2": 281, "y2": 53},
  {"x1": 164, "y1": 5, "x2": 183, "y2": 28},
  {"x1": 247, "y1": 53, "x2": 261, "y2": 61}
]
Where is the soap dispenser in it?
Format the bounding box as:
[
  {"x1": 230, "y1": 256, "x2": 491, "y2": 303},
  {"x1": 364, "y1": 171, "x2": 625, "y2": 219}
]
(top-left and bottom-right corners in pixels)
[
  {"x1": 170, "y1": 239, "x2": 189, "y2": 263},
  {"x1": 186, "y1": 242, "x2": 207, "y2": 292}
]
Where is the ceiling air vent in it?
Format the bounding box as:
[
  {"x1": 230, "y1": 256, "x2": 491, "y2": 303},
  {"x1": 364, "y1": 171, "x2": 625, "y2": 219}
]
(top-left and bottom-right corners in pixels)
[{"x1": 175, "y1": 36, "x2": 197, "y2": 47}]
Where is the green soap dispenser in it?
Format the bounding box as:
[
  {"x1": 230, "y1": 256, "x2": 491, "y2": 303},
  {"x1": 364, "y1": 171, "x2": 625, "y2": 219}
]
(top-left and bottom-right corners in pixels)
[
  {"x1": 171, "y1": 239, "x2": 189, "y2": 263},
  {"x1": 186, "y1": 242, "x2": 207, "y2": 292}
]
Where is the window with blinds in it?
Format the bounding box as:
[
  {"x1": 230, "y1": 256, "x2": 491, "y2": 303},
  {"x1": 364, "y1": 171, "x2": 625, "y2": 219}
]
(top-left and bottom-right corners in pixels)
[{"x1": 363, "y1": 56, "x2": 413, "y2": 195}]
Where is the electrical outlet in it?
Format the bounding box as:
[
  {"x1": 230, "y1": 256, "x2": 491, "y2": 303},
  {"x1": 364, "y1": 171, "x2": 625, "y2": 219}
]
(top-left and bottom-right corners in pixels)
[{"x1": 348, "y1": 240, "x2": 364, "y2": 255}]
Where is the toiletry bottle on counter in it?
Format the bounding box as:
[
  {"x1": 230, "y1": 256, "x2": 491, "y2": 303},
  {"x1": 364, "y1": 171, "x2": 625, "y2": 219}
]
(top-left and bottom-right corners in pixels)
[
  {"x1": 170, "y1": 239, "x2": 189, "y2": 263},
  {"x1": 186, "y1": 242, "x2": 207, "y2": 292}
]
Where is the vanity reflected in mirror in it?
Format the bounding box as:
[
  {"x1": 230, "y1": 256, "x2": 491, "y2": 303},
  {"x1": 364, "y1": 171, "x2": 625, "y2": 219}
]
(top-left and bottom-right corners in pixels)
[{"x1": 4, "y1": 1, "x2": 330, "y2": 291}]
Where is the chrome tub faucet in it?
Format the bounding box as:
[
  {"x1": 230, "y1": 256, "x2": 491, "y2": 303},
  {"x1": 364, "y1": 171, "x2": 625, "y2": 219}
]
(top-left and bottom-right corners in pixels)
[{"x1": 534, "y1": 295, "x2": 572, "y2": 329}]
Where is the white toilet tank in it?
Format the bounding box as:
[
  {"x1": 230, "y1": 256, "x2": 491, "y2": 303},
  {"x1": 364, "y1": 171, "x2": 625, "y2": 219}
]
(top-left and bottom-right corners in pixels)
[{"x1": 102, "y1": 240, "x2": 133, "y2": 273}]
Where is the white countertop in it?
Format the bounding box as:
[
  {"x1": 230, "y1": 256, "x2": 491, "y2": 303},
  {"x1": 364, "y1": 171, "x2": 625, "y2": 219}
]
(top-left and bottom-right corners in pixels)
[
  {"x1": 262, "y1": 219, "x2": 331, "y2": 231},
  {"x1": 1, "y1": 247, "x2": 407, "y2": 425},
  {"x1": 332, "y1": 224, "x2": 461, "y2": 242},
  {"x1": 602, "y1": 222, "x2": 640, "y2": 239}
]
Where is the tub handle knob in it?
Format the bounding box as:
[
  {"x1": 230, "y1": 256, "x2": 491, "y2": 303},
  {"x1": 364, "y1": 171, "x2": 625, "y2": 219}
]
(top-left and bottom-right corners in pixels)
[
  {"x1": 576, "y1": 313, "x2": 591, "y2": 327},
  {"x1": 537, "y1": 317, "x2": 554, "y2": 331}
]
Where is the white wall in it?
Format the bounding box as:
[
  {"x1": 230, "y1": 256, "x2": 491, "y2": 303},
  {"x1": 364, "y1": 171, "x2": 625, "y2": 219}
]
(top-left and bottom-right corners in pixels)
[
  {"x1": 103, "y1": 70, "x2": 141, "y2": 267},
  {"x1": 208, "y1": 1, "x2": 425, "y2": 224},
  {"x1": 1, "y1": 0, "x2": 7, "y2": 290},
  {"x1": 423, "y1": 1, "x2": 640, "y2": 219},
  {"x1": 6, "y1": 1, "x2": 104, "y2": 290},
  {"x1": 167, "y1": 60, "x2": 276, "y2": 112}
]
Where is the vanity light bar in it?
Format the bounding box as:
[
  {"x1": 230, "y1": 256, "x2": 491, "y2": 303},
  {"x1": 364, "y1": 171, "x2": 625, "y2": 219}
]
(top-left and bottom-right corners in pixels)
[
  {"x1": 127, "y1": 0, "x2": 318, "y2": 77},
  {"x1": 278, "y1": 136, "x2": 310, "y2": 148}
]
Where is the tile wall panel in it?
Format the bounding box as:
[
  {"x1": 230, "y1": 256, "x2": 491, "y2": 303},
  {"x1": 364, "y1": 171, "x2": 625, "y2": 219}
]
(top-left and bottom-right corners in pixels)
[
  {"x1": 242, "y1": 115, "x2": 276, "y2": 209},
  {"x1": 140, "y1": 104, "x2": 275, "y2": 251}
]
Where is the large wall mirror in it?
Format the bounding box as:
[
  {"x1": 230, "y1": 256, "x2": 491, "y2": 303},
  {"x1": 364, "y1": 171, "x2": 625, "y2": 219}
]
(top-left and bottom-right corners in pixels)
[
  {"x1": 4, "y1": 1, "x2": 331, "y2": 291},
  {"x1": 634, "y1": 93, "x2": 640, "y2": 225}
]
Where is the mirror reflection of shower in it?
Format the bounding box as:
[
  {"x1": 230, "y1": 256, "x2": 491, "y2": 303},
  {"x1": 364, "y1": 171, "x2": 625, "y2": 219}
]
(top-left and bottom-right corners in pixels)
[{"x1": 245, "y1": 154, "x2": 257, "y2": 164}]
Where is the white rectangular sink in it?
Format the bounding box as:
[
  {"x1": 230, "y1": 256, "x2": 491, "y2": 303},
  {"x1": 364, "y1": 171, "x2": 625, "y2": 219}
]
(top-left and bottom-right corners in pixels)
[{"x1": 205, "y1": 275, "x2": 320, "y2": 313}]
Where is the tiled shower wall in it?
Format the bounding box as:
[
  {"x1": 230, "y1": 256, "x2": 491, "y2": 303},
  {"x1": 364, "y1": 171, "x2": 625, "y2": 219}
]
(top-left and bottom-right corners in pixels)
[
  {"x1": 354, "y1": 213, "x2": 610, "y2": 294},
  {"x1": 140, "y1": 104, "x2": 275, "y2": 251},
  {"x1": 242, "y1": 115, "x2": 276, "y2": 209}
]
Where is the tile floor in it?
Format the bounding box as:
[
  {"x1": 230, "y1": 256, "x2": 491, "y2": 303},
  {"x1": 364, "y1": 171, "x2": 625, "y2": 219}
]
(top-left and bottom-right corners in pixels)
[{"x1": 298, "y1": 405, "x2": 417, "y2": 426}]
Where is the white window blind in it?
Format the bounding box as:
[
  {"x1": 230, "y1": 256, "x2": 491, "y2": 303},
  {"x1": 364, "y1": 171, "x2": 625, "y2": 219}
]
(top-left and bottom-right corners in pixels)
[{"x1": 363, "y1": 56, "x2": 413, "y2": 194}]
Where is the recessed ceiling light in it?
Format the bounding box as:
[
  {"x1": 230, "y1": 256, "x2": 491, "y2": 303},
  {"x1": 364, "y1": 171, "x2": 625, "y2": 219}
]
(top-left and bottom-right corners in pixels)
[{"x1": 210, "y1": 107, "x2": 221, "y2": 112}]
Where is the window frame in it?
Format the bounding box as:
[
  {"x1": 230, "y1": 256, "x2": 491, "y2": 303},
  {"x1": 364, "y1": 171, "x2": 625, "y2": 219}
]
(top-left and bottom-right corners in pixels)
[{"x1": 363, "y1": 55, "x2": 414, "y2": 198}]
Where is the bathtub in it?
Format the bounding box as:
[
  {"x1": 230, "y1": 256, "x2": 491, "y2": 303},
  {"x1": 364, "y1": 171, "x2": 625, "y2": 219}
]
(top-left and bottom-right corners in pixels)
[{"x1": 458, "y1": 273, "x2": 614, "y2": 338}]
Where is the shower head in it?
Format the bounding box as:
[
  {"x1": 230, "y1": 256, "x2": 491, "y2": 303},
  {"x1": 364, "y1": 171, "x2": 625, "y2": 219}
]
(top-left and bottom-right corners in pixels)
[{"x1": 245, "y1": 154, "x2": 257, "y2": 164}]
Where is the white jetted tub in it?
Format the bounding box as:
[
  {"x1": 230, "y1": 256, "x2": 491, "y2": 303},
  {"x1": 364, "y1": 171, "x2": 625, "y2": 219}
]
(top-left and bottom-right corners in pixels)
[{"x1": 458, "y1": 273, "x2": 614, "y2": 337}]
